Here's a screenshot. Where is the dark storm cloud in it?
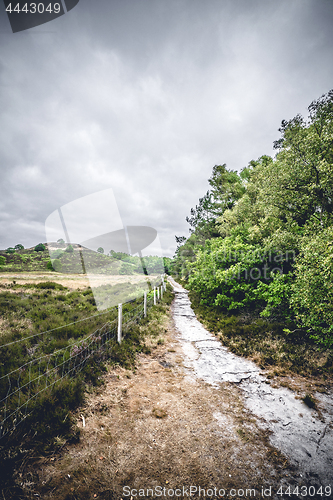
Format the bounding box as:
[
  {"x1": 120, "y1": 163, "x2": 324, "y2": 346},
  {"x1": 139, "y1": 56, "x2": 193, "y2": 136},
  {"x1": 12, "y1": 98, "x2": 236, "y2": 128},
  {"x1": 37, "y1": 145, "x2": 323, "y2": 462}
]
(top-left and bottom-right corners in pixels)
[{"x1": 0, "y1": 0, "x2": 333, "y2": 255}]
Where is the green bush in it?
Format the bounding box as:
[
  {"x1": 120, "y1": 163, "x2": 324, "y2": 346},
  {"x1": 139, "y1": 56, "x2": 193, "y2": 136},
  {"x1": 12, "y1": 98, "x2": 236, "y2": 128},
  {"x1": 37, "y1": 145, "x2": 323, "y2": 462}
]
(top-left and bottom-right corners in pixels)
[
  {"x1": 34, "y1": 243, "x2": 46, "y2": 252},
  {"x1": 50, "y1": 249, "x2": 64, "y2": 259},
  {"x1": 34, "y1": 281, "x2": 67, "y2": 290},
  {"x1": 14, "y1": 244, "x2": 24, "y2": 250},
  {"x1": 0, "y1": 255, "x2": 6, "y2": 267},
  {"x1": 290, "y1": 227, "x2": 333, "y2": 346},
  {"x1": 65, "y1": 244, "x2": 74, "y2": 253},
  {"x1": 5, "y1": 247, "x2": 15, "y2": 254},
  {"x1": 52, "y1": 259, "x2": 62, "y2": 272}
]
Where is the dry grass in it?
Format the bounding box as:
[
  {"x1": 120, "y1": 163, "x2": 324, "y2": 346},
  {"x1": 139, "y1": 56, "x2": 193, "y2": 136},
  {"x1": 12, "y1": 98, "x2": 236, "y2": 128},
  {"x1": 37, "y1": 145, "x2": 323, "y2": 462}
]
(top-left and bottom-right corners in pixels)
[
  {"x1": 17, "y1": 314, "x2": 296, "y2": 499},
  {"x1": 0, "y1": 273, "x2": 154, "y2": 291}
]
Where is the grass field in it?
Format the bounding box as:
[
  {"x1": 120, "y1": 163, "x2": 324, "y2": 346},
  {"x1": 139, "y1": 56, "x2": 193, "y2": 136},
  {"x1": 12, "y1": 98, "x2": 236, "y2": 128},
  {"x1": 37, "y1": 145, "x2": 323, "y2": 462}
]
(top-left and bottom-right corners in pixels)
[{"x1": 0, "y1": 271, "x2": 174, "y2": 497}]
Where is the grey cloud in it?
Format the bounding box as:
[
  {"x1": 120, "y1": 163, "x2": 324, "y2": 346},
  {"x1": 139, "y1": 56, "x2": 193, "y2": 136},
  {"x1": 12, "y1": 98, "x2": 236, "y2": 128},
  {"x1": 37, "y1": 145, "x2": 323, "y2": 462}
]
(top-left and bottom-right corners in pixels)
[{"x1": 0, "y1": 0, "x2": 333, "y2": 254}]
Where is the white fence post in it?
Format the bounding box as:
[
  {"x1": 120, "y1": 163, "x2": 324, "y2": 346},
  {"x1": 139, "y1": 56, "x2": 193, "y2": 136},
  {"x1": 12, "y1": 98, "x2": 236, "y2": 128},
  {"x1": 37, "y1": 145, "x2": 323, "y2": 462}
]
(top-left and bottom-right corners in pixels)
[
  {"x1": 118, "y1": 303, "x2": 122, "y2": 343},
  {"x1": 157, "y1": 286, "x2": 160, "y2": 301},
  {"x1": 154, "y1": 287, "x2": 156, "y2": 305},
  {"x1": 161, "y1": 284, "x2": 163, "y2": 299},
  {"x1": 144, "y1": 291, "x2": 147, "y2": 317}
]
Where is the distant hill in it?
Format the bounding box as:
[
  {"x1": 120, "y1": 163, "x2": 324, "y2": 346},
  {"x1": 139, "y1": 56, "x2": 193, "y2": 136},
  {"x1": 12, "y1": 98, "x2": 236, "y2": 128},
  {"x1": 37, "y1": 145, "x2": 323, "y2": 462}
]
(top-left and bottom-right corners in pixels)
[
  {"x1": 0, "y1": 243, "x2": 122, "y2": 274},
  {"x1": 0, "y1": 243, "x2": 166, "y2": 275}
]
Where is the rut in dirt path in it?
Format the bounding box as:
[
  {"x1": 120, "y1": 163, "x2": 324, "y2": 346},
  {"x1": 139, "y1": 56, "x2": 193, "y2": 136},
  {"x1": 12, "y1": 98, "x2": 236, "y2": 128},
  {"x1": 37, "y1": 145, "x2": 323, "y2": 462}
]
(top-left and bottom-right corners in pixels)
[{"x1": 169, "y1": 277, "x2": 333, "y2": 484}]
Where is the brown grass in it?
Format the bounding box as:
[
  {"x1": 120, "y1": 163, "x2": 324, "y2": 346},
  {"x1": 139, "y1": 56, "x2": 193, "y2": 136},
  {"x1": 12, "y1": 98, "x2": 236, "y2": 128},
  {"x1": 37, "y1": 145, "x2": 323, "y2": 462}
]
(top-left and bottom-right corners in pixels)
[
  {"x1": 17, "y1": 313, "x2": 297, "y2": 499},
  {"x1": 0, "y1": 273, "x2": 153, "y2": 291}
]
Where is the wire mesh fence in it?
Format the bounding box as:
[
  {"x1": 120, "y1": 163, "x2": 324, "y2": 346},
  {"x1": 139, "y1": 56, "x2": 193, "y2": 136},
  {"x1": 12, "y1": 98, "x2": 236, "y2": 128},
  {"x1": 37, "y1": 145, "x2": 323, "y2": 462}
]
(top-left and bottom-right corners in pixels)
[{"x1": 0, "y1": 277, "x2": 167, "y2": 440}]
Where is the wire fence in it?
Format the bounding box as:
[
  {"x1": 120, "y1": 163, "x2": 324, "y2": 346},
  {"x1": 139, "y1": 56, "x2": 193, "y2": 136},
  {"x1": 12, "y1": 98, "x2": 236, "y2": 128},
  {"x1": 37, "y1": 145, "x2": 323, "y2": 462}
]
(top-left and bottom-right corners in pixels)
[{"x1": 0, "y1": 278, "x2": 167, "y2": 441}]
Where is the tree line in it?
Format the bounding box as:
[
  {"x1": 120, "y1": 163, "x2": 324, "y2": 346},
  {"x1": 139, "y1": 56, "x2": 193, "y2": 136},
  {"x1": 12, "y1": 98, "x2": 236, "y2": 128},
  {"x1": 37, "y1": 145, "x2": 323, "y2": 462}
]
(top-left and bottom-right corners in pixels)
[{"x1": 171, "y1": 89, "x2": 333, "y2": 346}]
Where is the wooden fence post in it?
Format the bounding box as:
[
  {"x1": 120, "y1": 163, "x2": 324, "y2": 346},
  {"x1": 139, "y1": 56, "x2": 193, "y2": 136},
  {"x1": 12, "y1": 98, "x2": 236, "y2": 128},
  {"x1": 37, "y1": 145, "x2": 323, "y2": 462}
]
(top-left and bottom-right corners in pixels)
[
  {"x1": 154, "y1": 287, "x2": 156, "y2": 305},
  {"x1": 118, "y1": 303, "x2": 122, "y2": 343},
  {"x1": 144, "y1": 291, "x2": 147, "y2": 317}
]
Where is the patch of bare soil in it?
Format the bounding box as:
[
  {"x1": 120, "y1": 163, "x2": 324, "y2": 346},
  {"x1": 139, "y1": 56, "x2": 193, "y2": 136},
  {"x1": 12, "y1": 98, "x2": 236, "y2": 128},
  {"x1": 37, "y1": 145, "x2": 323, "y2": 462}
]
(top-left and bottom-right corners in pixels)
[{"x1": 20, "y1": 318, "x2": 295, "y2": 500}]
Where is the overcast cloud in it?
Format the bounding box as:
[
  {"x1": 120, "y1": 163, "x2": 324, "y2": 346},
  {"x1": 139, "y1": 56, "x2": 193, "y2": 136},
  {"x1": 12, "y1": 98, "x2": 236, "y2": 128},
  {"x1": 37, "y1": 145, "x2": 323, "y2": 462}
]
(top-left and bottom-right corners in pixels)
[{"x1": 1, "y1": 0, "x2": 333, "y2": 255}]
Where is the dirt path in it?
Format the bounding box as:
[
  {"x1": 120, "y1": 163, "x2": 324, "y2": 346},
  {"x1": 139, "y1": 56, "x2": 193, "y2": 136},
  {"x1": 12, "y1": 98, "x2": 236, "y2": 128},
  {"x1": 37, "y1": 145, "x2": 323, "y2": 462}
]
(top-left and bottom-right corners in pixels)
[
  {"x1": 20, "y1": 291, "x2": 331, "y2": 500},
  {"x1": 169, "y1": 278, "x2": 333, "y2": 485}
]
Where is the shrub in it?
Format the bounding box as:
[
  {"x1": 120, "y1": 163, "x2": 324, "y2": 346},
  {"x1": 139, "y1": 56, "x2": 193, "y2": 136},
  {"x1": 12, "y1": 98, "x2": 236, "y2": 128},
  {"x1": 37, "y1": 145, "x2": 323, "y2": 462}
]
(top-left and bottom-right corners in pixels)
[
  {"x1": 290, "y1": 227, "x2": 333, "y2": 346},
  {"x1": 57, "y1": 238, "x2": 65, "y2": 245},
  {"x1": 34, "y1": 243, "x2": 46, "y2": 252},
  {"x1": 5, "y1": 247, "x2": 15, "y2": 254},
  {"x1": 0, "y1": 256, "x2": 6, "y2": 267},
  {"x1": 53, "y1": 259, "x2": 62, "y2": 272},
  {"x1": 46, "y1": 261, "x2": 54, "y2": 271},
  {"x1": 14, "y1": 244, "x2": 24, "y2": 250},
  {"x1": 119, "y1": 262, "x2": 134, "y2": 275},
  {"x1": 97, "y1": 247, "x2": 104, "y2": 254},
  {"x1": 50, "y1": 249, "x2": 64, "y2": 259},
  {"x1": 65, "y1": 244, "x2": 74, "y2": 253}
]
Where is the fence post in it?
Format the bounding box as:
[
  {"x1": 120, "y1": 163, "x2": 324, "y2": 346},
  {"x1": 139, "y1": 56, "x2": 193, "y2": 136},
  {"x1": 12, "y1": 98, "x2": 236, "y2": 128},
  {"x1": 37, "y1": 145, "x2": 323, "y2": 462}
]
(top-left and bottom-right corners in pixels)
[
  {"x1": 154, "y1": 287, "x2": 156, "y2": 305},
  {"x1": 161, "y1": 284, "x2": 163, "y2": 299},
  {"x1": 144, "y1": 291, "x2": 147, "y2": 317},
  {"x1": 157, "y1": 286, "x2": 160, "y2": 301},
  {"x1": 118, "y1": 303, "x2": 122, "y2": 343}
]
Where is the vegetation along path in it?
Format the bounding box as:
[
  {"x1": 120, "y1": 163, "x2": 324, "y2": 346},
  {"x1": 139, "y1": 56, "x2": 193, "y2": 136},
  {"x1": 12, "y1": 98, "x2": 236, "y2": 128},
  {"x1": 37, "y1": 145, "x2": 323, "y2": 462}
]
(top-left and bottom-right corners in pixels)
[
  {"x1": 17, "y1": 281, "x2": 333, "y2": 499},
  {"x1": 169, "y1": 277, "x2": 333, "y2": 486}
]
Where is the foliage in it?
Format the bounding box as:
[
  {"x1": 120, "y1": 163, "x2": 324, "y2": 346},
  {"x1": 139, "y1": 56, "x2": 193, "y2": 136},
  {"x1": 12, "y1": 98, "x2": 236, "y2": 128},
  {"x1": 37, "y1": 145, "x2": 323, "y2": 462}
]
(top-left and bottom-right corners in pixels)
[
  {"x1": 187, "y1": 236, "x2": 292, "y2": 312},
  {"x1": 65, "y1": 244, "x2": 74, "y2": 253},
  {"x1": 290, "y1": 226, "x2": 333, "y2": 346},
  {"x1": 14, "y1": 244, "x2": 24, "y2": 250},
  {"x1": 188, "y1": 289, "x2": 332, "y2": 377},
  {"x1": 46, "y1": 260, "x2": 54, "y2": 271},
  {"x1": 52, "y1": 258, "x2": 62, "y2": 272},
  {"x1": 5, "y1": 247, "x2": 15, "y2": 254},
  {"x1": 97, "y1": 247, "x2": 104, "y2": 254},
  {"x1": 34, "y1": 243, "x2": 45, "y2": 252},
  {"x1": 0, "y1": 256, "x2": 6, "y2": 267},
  {"x1": 50, "y1": 249, "x2": 64, "y2": 259},
  {"x1": 172, "y1": 89, "x2": 333, "y2": 346}
]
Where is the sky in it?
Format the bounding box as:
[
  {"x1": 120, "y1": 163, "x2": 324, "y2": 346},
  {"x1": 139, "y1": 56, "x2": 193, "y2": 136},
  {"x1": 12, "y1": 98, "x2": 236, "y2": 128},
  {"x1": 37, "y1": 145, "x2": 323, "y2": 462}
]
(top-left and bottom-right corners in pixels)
[{"x1": 1, "y1": 0, "x2": 333, "y2": 256}]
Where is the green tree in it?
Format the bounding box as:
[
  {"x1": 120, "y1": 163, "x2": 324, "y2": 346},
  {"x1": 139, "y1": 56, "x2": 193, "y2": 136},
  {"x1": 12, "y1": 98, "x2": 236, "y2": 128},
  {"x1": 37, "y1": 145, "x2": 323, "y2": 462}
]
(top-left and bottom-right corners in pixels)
[
  {"x1": 208, "y1": 164, "x2": 245, "y2": 213},
  {"x1": 267, "y1": 90, "x2": 333, "y2": 226},
  {"x1": 97, "y1": 247, "x2": 104, "y2": 254},
  {"x1": 186, "y1": 165, "x2": 245, "y2": 238},
  {"x1": 52, "y1": 259, "x2": 62, "y2": 272},
  {"x1": 0, "y1": 255, "x2": 6, "y2": 267},
  {"x1": 5, "y1": 247, "x2": 15, "y2": 254},
  {"x1": 14, "y1": 244, "x2": 24, "y2": 250},
  {"x1": 65, "y1": 244, "x2": 74, "y2": 253},
  {"x1": 34, "y1": 243, "x2": 46, "y2": 252}
]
